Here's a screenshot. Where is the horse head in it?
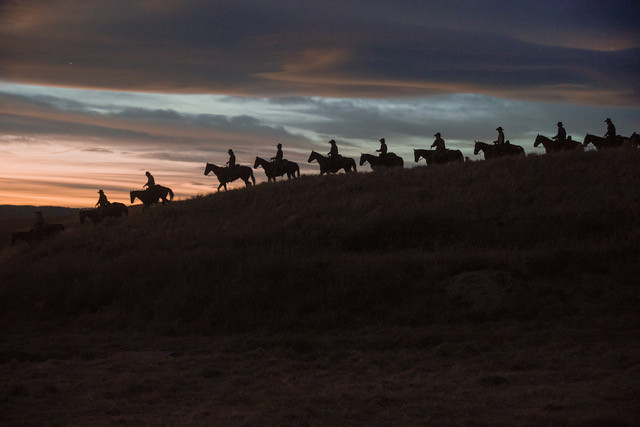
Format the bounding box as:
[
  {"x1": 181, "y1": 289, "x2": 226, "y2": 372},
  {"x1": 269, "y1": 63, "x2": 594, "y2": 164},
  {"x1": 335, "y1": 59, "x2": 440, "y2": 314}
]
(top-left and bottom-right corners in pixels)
[
  {"x1": 473, "y1": 141, "x2": 482, "y2": 155},
  {"x1": 533, "y1": 134, "x2": 542, "y2": 147},
  {"x1": 130, "y1": 190, "x2": 136, "y2": 204},
  {"x1": 253, "y1": 157, "x2": 261, "y2": 169},
  {"x1": 204, "y1": 162, "x2": 214, "y2": 176},
  {"x1": 307, "y1": 151, "x2": 319, "y2": 163},
  {"x1": 359, "y1": 153, "x2": 369, "y2": 166},
  {"x1": 413, "y1": 150, "x2": 420, "y2": 163},
  {"x1": 583, "y1": 134, "x2": 595, "y2": 147}
]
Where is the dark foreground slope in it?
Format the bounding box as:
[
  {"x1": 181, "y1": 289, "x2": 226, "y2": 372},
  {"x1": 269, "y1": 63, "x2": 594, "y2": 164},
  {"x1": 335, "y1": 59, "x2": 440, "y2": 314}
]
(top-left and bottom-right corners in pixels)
[{"x1": 1, "y1": 149, "x2": 639, "y2": 424}]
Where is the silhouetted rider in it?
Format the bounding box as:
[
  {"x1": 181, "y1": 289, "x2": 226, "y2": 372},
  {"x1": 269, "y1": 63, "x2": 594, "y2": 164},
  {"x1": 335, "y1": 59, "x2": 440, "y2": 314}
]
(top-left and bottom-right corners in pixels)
[
  {"x1": 553, "y1": 121, "x2": 566, "y2": 143},
  {"x1": 431, "y1": 132, "x2": 446, "y2": 162},
  {"x1": 376, "y1": 138, "x2": 388, "y2": 157},
  {"x1": 143, "y1": 171, "x2": 155, "y2": 189},
  {"x1": 604, "y1": 118, "x2": 617, "y2": 145},
  {"x1": 31, "y1": 210, "x2": 46, "y2": 238},
  {"x1": 95, "y1": 189, "x2": 110, "y2": 209},
  {"x1": 328, "y1": 139, "x2": 339, "y2": 158},
  {"x1": 227, "y1": 149, "x2": 236, "y2": 168},
  {"x1": 494, "y1": 126, "x2": 505, "y2": 153},
  {"x1": 271, "y1": 143, "x2": 283, "y2": 162}
]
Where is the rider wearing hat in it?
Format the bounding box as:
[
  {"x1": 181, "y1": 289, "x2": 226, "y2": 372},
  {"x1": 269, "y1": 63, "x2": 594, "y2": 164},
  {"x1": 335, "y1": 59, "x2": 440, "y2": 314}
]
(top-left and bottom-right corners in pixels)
[
  {"x1": 95, "y1": 189, "x2": 110, "y2": 209},
  {"x1": 271, "y1": 143, "x2": 284, "y2": 162},
  {"x1": 431, "y1": 132, "x2": 446, "y2": 162},
  {"x1": 327, "y1": 139, "x2": 340, "y2": 169},
  {"x1": 328, "y1": 139, "x2": 339, "y2": 159},
  {"x1": 143, "y1": 171, "x2": 155, "y2": 189},
  {"x1": 227, "y1": 149, "x2": 236, "y2": 168},
  {"x1": 604, "y1": 118, "x2": 617, "y2": 145},
  {"x1": 376, "y1": 138, "x2": 388, "y2": 157},
  {"x1": 553, "y1": 122, "x2": 566, "y2": 143},
  {"x1": 494, "y1": 127, "x2": 505, "y2": 153}
]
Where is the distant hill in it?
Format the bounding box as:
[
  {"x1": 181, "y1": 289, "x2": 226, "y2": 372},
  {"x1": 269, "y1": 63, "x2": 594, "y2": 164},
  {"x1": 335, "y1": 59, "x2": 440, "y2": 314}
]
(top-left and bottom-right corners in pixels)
[{"x1": 0, "y1": 205, "x2": 80, "y2": 219}]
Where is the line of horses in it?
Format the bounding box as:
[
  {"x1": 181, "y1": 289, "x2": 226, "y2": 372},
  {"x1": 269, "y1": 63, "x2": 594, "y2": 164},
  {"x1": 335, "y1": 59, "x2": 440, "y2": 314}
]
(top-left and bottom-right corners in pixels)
[
  {"x1": 200, "y1": 132, "x2": 639, "y2": 190},
  {"x1": 77, "y1": 185, "x2": 175, "y2": 226},
  {"x1": 11, "y1": 130, "x2": 638, "y2": 246},
  {"x1": 12, "y1": 186, "x2": 174, "y2": 245}
]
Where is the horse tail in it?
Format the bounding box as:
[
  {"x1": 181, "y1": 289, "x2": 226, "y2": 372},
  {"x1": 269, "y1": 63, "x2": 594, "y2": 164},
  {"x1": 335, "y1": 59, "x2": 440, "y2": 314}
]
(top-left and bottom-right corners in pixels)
[
  {"x1": 250, "y1": 169, "x2": 256, "y2": 185},
  {"x1": 351, "y1": 159, "x2": 357, "y2": 173},
  {"x1": 168, "y1": 188, "x2": 174, "y2": 201},
  {"x1": 295, "y1": 164, "x2": 300, "y2": 177}
]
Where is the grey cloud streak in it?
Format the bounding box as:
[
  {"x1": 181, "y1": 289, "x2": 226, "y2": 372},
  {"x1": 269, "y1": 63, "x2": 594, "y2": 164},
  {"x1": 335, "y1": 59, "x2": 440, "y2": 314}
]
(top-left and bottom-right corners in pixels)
[
  {"x1": 0, "y1": 91, "x2": 316, "y2": 161},
  {"x1": 1, "y1": 0, "x2": 638, "y2": 106}
]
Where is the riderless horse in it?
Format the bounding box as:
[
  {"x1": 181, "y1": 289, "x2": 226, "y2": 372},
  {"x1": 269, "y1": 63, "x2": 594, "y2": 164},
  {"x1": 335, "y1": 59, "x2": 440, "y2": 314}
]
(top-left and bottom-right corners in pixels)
[
  {"x1": 533, "y1": 134, "x2": 583, "y2": 153},
  {"x1": 204, "y1": 162, "x2": 256, "y2": 191},
  {"x1": 307, "y1": 151, "x2": 357, "y2": 175},
  {"x1": 473, "y1": 141, "x2": 525, "y2": 159},
  {"x1": 253, "y1": 157, "x2": 300, "y2": 182},
  {"x1": 79, "y1": 202, "x2": 128, "y2": 225},
  {"x1": 414, "y1": 149, "x2": 463, "y2": 165},
  {"x1": 359, "y1": 153, "x2": 404, "y2": 170},
  {"x1": 130, "y1": 185, "x2": 174, "y2": 209}
]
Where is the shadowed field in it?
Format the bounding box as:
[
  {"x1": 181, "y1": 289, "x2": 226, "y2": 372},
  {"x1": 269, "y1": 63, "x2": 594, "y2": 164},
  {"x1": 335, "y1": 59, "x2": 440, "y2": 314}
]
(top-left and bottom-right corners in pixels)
[{"x1": 1, "y1": 149, "x2": 639, "y2": 424}]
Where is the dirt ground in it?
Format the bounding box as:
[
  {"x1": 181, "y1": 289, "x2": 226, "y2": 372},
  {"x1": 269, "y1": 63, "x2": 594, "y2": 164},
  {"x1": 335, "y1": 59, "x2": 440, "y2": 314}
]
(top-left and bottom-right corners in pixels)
[{"x1": 1, "y1": 323, "x2": 638, "y2": 425}]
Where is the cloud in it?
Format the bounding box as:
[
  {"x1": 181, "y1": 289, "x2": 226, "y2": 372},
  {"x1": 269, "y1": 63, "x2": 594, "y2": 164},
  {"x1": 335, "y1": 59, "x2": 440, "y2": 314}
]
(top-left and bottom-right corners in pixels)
[{"x1": 1, "y1": 0, "x2": 638, "y2": 105}]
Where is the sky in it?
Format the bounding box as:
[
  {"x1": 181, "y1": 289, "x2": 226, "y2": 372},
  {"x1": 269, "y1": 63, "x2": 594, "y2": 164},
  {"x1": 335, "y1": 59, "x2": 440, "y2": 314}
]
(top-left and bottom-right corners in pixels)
[{"x1": 1, "y1": 0, "x2": 639, "y2": 207}]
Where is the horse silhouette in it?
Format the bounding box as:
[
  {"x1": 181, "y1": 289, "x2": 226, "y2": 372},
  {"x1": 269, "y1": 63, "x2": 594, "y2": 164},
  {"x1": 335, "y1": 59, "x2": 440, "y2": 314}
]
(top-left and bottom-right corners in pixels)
[
  {"x1": 583, "y1": 133, "x2": 626, "y2": 150},
  {"x1": 534, "y1": 134, "x2": 583, "y2": 153},
  {"x1": 359, "y1": 153, "x2": 404, "y2": 170},
  {"x1": 79, "y1": 202, "x2": 128, "y2": 225},
  {"x1": 413, "y1": 149, "x2": 463, "y2": 165},
  {"x1": 307, "y1": 151, "x2": 357, "y2": 175},
  {"x1": 253, "y1": 157, "x2": 300, "y2": 182},
  {"x1": 473, "y1": 141, "x2": 525, "y2": 159},
  {"x1": 130, "y1": 185, "x2": 174, "y2": 209},
  {"x1": 11, "y1": 223, "x2": 64, "y2": 246},
  {"x1": 204, "y1": 163, "x2": 255, "y2": 191}
]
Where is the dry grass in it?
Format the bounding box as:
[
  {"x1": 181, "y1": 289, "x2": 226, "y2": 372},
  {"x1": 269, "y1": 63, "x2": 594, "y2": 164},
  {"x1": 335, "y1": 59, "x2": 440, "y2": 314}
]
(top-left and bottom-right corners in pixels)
[{"x1": 1, "y1": 148, "x2": 639, "y2": 424}]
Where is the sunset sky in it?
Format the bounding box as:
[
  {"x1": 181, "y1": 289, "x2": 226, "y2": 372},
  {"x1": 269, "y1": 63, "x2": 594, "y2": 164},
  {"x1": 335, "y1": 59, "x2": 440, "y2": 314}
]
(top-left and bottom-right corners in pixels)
[{"x1": 1, "y1": 0, "x2": 639, "y2": 207}]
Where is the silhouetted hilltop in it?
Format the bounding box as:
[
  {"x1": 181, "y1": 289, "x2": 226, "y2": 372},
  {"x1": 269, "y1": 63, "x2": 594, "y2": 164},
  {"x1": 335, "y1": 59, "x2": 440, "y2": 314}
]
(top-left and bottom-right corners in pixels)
[{"x1": 1, "y1": 149, "x2": 639, "y2": 334}]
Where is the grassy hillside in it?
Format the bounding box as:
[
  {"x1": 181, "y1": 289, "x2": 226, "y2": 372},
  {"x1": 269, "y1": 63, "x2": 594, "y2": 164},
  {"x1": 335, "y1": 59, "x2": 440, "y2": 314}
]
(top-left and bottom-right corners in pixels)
[
  {"x1": 1, "y1": 149, "x2": 639, "y2": 334},
  {"x1": 2, "y1": 149, "x2": 640, "y2": 425}
]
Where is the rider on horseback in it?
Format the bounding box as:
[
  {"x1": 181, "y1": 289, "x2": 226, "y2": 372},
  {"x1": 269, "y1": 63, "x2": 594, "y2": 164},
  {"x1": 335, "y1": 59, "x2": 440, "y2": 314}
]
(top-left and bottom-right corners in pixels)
[
  {"x1": 431, "y1": 132, "x2": 446, "y2": 162},
  {"x1": 604, "y1": 118, "x2": 617, "y2": 146},
  {"x1": 227, "y1": 149, "x2": 237, "y2": 168},
  {"x1": 553, "y1": 122, "x2": 566, "y2": 144},
  {"x1": 494, "y1": 127, "x2": 505, "y2": 155},
  {"x1": 144, "y1": 171, "x2": 155, "y2": 189},
  {"x1": 328, "y1": 139, "x2": 340, "y2": 169},
  {"x1": 377, "y1": 138, "x2": 389, "y2": 165},
  {"x1": 377, "y1": 138, "x2": 388, "y2": 157},
  {"x1": 271, "y1": 143, "x2": 283, "y2": 162},
  {"x1": 271, "y1": 143, "x2": 284, "y2": 174},
  {"x1": 31, "y1": 210, "x2": 46, "y2": 238},
  {"x1": 95, "y1": 189, "x2": 110, "y2": 210}
]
